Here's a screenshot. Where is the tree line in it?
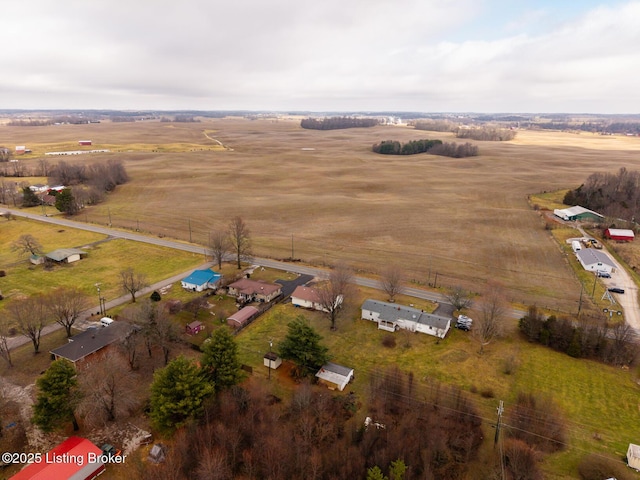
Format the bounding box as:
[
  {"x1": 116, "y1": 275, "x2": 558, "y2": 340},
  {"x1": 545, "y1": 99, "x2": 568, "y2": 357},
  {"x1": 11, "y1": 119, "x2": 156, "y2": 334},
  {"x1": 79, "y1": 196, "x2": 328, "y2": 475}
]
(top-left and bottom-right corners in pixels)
[
  {"x1": 455, "y1": 126, "x2": 516, "y2": 141},
  {"x1": 300, "y1": 116, "x2": 379, "y2": 130},
  {"x1": 563, "y1": 167, "x2": 640, "y2": 223},
  {"x1": 372, "y1": 139, "x2": 479, "y2": 158},
  {"x1": 519, "y1": 306, "x2": 637, "y2": 366}
]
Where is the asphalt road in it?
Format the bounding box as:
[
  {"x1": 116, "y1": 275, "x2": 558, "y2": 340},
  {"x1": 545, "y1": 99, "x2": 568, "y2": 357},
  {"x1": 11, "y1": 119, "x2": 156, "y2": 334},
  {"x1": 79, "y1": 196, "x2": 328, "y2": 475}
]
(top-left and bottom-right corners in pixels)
[{"x1": 3, "y1": 208, "x2": 527, "y2": 351}]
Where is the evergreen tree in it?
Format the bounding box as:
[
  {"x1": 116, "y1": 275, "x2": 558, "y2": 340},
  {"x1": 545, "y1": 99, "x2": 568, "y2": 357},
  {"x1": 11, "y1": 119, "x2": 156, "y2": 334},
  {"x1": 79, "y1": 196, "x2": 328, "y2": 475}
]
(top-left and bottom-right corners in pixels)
[
  {"x1": 367, "y1": 466, "x2": 388, "y2": 480},
  {"x1": 54, "y1": 188, "x2": 78, "y2": 215},
  {"x1": 201, "y1": 327, "x2": 242, "y2": 390},
  {"x1": 149, "y1": 356, "x2": 213, "y2": 432},
  {"x1": 278, "y1": 316, "x2": 329, "y2": 378},
  {"x1": 32, "y1": 359, "x2": 80, "y2": 432},
  {"x1": 21, "y1": 186, "x2": 40, "y2": 207}
]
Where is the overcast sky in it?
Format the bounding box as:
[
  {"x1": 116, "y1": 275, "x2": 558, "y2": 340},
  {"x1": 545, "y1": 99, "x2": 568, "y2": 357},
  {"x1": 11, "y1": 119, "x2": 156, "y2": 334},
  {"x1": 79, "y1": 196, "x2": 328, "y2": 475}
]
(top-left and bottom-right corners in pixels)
[{"x1": 1, "y1": 0, "x2": 639, "y2": 113}]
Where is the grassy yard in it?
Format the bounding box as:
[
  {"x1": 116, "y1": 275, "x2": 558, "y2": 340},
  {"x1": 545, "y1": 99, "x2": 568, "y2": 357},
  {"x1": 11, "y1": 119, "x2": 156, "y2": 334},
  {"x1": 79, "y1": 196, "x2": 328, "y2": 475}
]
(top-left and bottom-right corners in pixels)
[
  {"x1": 0, "y1": 218, "x2": 208, "y2": 315},
  {"x1": 236, "y1": 297, "x2": 640, "y2": 479}
]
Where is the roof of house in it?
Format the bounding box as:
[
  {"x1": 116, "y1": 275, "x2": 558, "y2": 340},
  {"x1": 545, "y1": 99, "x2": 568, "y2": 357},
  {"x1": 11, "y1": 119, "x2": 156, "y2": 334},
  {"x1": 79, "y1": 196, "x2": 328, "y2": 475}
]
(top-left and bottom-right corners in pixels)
[
  {"x1": 186, "y1": 321, "x2": 203, "y2": 329},
  {"x1": 576, "y1": 249, "x2": 616, "y2": 268},
  {"x1": 227, "y1": 306, "x2": 260, "y2": 325},
  {"x1": 629, "y1": 443, "x2": 640, "y2": 458},
  {"x1": 606, "y1": 228, "x2": 635, "y2": 237},
  {"x1": 45, "y1": 248, "x2": 87, "y2": 262},
  {"x1": 9, "y1": 436, "x2": 104, "y2": 480},
  {"x1": 50, "y1": 321, "x2": 134, "y2": 363},
  {"x1": 228, "y1": 278, "x2": 282, "y2": 296},
  {"x1": 291, "y1": 285, "x2": 321, "y2": 303},
  {"x1": 182, "y1": 268, "x2": 221, "y2": 286},
  {"x1": 362, "y1": 299, "x2": 451, "y2": 330},
  {"x1": 264, "y1": 351, "x2": 279, "y2": 361},
  {"x1": 316, "y1": 362, "x2": 354, "y2": 385},
  {"x1": 555, "y1": 205, "x2": 603, "y2": 218}
]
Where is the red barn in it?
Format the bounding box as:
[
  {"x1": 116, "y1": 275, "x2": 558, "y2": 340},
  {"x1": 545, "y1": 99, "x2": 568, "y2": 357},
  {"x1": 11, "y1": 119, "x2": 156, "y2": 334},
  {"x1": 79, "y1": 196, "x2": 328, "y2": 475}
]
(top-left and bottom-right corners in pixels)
[
  {"x1": 10, "y1": 436, "x2": 105, "y2": 480},
  {"x1": 604, "y1": 228, "x2": 635, "y2": 242},
  {"x1": 78, "y1": 140, "x2": 92, "y2": 146}
]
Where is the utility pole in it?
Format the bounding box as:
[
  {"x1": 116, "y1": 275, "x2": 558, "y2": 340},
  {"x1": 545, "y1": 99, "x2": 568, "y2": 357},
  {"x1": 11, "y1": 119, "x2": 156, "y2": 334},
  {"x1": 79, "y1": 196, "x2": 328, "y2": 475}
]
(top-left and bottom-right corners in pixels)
[
  {"x1": 577, "y1": 284, "x2": 583, "y2": 317},
  {"x1": 188, "y1": 218, "x2": 192, "y2": 243},
  {"x1": 291, "y1": 234, "x2": 294, "y2": 260},
  {"x1": 107, "y1": 207, "x2": 112, "y2": 227},
  {"x1": 494, "y1": 400, "x2": 504, "y2": 446},
  {"x1": 433, "y1": 272, "x2": 439, "y2": 289}
]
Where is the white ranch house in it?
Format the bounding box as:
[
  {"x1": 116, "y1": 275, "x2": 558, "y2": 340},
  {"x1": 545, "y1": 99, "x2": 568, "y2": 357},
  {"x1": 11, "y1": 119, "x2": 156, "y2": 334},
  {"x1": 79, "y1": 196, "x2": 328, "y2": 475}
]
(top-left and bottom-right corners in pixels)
[{"x1": 361, "y1": 299, "x2": 451, "y2": 338}]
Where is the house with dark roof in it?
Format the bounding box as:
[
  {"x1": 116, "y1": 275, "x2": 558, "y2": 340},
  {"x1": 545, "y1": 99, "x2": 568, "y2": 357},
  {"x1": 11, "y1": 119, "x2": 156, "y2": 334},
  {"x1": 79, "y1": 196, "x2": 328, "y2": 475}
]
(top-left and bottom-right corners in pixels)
[
  {"x1": 227, "y1": 278, "x2": 282, "y2": 303},
  {"x1": 361, "y1": 299, "x2": 451, "y2": 338},
  {"x1": 181, "y1": 268, "x2": 222, "y2": 292},
  {"x1": 316, "y1": 362, "x2": 354, "y2": 391},
  {"x1": 45, "y1": 248, "x2": 88, "y2": 263},
  {"x1": 50, "y1": 321, "x2": 135, "y2": 367}
]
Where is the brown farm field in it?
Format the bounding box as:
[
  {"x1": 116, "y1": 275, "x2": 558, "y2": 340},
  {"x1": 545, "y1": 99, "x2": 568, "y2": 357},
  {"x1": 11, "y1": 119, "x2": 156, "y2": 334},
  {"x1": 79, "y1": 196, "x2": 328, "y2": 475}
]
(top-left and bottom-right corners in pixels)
[{"x1": 4, "y1": 118, "x2": 640, "y2": 310}]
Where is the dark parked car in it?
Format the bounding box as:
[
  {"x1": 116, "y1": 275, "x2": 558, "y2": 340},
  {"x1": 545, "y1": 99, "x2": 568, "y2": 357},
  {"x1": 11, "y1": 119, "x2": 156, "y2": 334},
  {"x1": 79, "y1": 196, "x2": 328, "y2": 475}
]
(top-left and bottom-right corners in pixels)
[
  {"x1": 597, "y1": 271, "x2": 611, "y2": 278},
  {"x1": 608, "y1": 287, "x2": 625, "y2": 294}
]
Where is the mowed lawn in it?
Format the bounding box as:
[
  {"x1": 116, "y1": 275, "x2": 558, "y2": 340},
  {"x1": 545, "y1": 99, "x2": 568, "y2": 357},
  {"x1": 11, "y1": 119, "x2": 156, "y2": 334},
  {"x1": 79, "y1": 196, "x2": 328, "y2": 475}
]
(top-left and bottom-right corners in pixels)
[
  {"x1": 0, "y1": 218, "x2": 206, "y2": 313},
  {"x1": 237, "y1": 299, "x2": 640, "y2": 479}
]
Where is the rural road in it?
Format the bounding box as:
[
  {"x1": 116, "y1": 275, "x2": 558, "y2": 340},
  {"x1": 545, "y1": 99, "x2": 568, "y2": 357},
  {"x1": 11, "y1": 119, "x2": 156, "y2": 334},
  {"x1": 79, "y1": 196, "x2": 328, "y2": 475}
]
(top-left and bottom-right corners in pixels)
[{"x1": 570, "y1": 228, "x2": 640, "y2": 330}]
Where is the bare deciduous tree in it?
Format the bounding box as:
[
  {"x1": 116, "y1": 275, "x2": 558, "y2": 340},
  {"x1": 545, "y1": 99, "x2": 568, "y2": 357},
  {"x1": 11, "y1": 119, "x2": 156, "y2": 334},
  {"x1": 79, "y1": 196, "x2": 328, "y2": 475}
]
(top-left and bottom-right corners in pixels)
[
  {"x1": 120, "y1": 267, "x2": 147, "y2": 303},
  {"x1": 8, "y1": 296, "x2": 48, "y2": 354},
  {"x1": 44, "y1": 287, "x2": 88, "y2": 337},
  {"x1": 11, "y1": 234, "x2": 43, "y2": 257},
  {"x1": 316, "y1": 263, "x2": 354, "y2": 331},
  {"x1": 380, "y1": 265, "x2": 405, "y2": 303},
  {"x1": 209, "y1": 230, "x2": 230, "y2": 270},
  {"x1": 472, "y1": 283, "x2": 507, "y2": 354},
  {"x1": 228, "y1": 216, "x2": 251, "y2": 269},
  {"x1": 444, "y1": 286, "x2": 474, "y2": 312},
  {"x1": 0, "y1": 316, "x2": 13, "y2": 367},
  {"x1": 77, "y1": 352, "x2": 138, "y2": 427}
]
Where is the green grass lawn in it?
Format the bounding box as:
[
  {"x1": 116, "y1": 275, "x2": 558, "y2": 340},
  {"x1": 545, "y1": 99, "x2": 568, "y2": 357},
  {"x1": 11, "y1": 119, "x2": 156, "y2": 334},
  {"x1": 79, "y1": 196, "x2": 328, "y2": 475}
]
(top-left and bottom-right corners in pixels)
[
  {"x1": 1, "y1": 218, "x2": 208, "y2": 315},
  {"x1": 236, "y1": 299, "x2": 640, "y2": 479}
]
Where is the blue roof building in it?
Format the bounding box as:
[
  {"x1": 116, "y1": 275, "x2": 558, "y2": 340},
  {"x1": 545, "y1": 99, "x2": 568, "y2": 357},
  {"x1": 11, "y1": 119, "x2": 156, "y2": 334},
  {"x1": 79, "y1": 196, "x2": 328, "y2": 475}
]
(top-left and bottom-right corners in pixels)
[{"x1": 181, "y1": 268, "x2": 222, "y2": 292}]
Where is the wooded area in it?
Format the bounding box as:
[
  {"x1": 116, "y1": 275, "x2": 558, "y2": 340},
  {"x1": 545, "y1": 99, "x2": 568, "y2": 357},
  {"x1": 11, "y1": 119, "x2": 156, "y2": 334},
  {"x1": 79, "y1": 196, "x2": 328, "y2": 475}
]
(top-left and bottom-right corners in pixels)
[{"x1": 563, "y1": 167, "x2": 640, "y2": 223}]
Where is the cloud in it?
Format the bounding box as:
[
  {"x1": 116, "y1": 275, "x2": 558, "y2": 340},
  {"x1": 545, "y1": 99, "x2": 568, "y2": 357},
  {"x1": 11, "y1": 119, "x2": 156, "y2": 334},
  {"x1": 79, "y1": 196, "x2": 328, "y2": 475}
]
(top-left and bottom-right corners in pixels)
[{"x1": 0, "y1": 0, "x2": 638, "y2": 112}]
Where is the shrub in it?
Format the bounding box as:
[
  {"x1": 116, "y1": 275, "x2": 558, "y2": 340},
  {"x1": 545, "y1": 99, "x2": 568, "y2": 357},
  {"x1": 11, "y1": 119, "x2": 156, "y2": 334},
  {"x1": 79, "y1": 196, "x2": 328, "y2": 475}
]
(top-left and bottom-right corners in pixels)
[
  {"x1": 480, "y1": 387, "x2": 495, "y2": 398},
  {"x1": 166, "y1": 299, "x2": 183, "y2": 314},
  {"x1": 577, "y1": 453, "x2": 635, "y2": 480},
  {"x1": 381, "y1": 334, "x2": 396, "y2": 348},
  {"x1": 503, "y1": 438, "x2": 542, "y2": 480},
  {"x1": 150, "y1": 291, "x2": 162, "y2": 302}
]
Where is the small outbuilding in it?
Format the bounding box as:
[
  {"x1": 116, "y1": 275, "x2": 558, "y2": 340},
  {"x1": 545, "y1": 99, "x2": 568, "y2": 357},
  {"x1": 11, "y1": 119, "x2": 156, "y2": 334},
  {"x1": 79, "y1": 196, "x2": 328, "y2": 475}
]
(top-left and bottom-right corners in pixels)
[
  {"x1": 605, "y1": 228, "x2": 635, "y2": 242},
  {"x1": 185, "y1": 321, "x2": 204, "y2": 335},
  {"x1": 628, "y1": 443, "x2": 640, "y2": 471},
  {"x1": 78, "y1": 140, "x2": 92, "y2": 146},
  {"x1": 45, "y1": 248, "x2": 88, "y2": 264},
  {"x1": 181, "y1": 268, "x2": 222, "y2": 292},
  {"x1": 227, "y1": 306, "x2": 260, "y2": 329},
  {"x1": 263, "y1": 352, "x2": 282, "y2": 370},
  {"x1": 316, "y1": 362, "x2": 354, "y2": 391}
]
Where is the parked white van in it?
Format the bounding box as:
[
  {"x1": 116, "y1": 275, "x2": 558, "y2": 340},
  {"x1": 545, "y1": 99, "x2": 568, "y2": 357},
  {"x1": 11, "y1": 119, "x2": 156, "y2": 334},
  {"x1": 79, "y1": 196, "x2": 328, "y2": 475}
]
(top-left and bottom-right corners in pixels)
[{"x1": 100, "y1": 317, "x2": 114, "y2": 327}]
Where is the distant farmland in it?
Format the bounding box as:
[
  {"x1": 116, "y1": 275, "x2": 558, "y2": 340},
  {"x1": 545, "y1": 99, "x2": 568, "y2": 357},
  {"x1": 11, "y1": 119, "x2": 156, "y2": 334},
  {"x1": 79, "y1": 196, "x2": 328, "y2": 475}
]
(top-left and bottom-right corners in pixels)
[{"x1": 4, "y1": 118, "x2": 640, "y2": 311}]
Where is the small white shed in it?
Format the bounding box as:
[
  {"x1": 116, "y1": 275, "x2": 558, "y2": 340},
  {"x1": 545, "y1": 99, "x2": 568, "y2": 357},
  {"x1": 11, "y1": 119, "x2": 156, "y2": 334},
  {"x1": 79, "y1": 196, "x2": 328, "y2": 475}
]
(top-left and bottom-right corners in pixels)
[{"x1": 628, "y1": 443, "x2": 640, "y2": 470}]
